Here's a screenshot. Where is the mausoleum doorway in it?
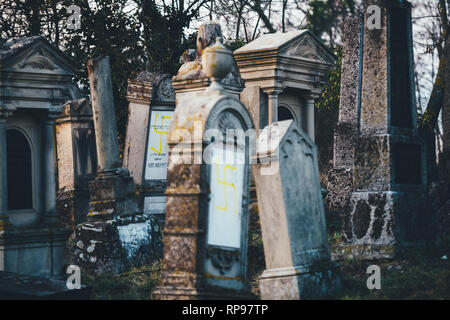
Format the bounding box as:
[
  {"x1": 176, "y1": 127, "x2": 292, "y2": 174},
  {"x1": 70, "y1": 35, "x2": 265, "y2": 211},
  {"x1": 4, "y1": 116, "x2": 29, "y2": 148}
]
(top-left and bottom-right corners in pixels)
[
  {"x1": 7, "y1": 128, "x2": 33, "y2": 212},
  {"x1": 278, "y1": 105, "x2": 296, "y2": 122}
]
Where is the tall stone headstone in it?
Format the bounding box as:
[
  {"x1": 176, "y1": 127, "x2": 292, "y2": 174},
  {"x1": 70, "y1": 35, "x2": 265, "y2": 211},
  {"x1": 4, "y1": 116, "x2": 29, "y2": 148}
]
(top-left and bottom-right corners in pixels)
[
  {"x1": 123, "y1": 72, "x2": 175, "y2": 217},
  {"x1": 335, "y1": 0, "x2": 434, "y2": 260},
  {"x1": 153, "y1": 33, "x2": 254, "y2": 300},
  {"x1": 327, "y1": 16, "x2": 362, "y2": 212},
  {"x1": 253, "y1": 120, "x2": 340, "y2": 299},
  {"x1": 56, "y1": 98, "x2": 97, "y2": 229},
  {"x1": 86, "y1": 56, "x2": 138, "y2": 221},
  {"x1": 72, "y1": 57, "x2": 158, "y2": 275}
]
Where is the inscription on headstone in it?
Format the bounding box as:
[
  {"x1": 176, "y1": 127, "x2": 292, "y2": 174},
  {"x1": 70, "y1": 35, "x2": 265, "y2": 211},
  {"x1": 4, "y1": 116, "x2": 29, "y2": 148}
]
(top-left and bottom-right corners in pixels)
[
  {"x1": 144, "y1": 110, "x2": 174, "y2": 181},
  {"x1": 207, "y1": 146, "x2": 245, "y2": 249}
]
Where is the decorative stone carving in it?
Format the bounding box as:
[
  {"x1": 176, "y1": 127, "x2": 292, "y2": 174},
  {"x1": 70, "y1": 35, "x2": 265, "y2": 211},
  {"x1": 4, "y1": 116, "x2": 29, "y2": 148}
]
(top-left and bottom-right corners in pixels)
[{"x1": 173, "y1": 23, "x2": 245, "y2": 94}]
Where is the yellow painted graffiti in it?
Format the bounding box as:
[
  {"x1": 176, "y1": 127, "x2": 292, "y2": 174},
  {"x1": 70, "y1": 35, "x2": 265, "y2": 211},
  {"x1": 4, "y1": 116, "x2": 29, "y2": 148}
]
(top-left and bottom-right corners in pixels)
[
  {"x1": 152, "y1": 114, "x2": 172, "y2": 155},
  {"x1": 215, "y1": 159, "x2": 237, "y2": 215}
]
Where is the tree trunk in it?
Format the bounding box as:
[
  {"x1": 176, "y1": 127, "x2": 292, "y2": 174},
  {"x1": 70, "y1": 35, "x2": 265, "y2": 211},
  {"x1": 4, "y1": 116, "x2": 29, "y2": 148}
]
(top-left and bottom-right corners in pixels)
[
  {"x1": 421, "y1": 40, "x2": 448, "y2": 131},
  {"x1": 443, "y1": 36, "x2": 450, "y2": 153}
]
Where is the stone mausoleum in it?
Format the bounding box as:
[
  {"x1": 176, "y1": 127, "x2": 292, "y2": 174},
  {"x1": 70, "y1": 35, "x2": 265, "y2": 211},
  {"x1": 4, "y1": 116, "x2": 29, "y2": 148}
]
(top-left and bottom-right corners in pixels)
[
  {"x1": 0, "y1": 36, "x2": 81, "y2": 277},
  {"x1": 234, "y1": 30, "x2": 335, "y2": 138}
]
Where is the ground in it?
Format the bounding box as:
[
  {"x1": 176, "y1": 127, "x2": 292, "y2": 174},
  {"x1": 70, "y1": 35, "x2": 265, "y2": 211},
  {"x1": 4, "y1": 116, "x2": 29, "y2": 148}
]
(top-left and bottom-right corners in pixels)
[{"x1": 81, "y1": 212, "x2": 450, "y2": 300}]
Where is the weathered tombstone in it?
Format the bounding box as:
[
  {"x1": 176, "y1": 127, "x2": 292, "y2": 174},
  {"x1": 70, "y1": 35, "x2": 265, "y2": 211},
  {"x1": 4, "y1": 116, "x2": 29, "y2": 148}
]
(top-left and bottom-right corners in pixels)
[
  {"x1": 334, "y1": 0, "x2": 434, "y2": 260},
  {"x1": 253, "y1": 120, "x2": 340, "y2": 299},
  {"x1": 123, "y1": 72, "x2": 175, "y2": 217},
  {"x1": 234, "y1": 30, "x2": 335, "y2": 136},
  {"x1": 153, "y1": 33, "x2": 254, "y2": 300},
  {"x1": 72, "y1": 57, "x2": 159, "y2": 274},
  {"x1": 56, "y1": 98, "x2": 97, "y2": 229},
  {"x1": 0, "y1": 36, "x2": 79, "y2": 277},
  {"x1": 326, "y1": 16, "x2": 362, "y2": 213}
]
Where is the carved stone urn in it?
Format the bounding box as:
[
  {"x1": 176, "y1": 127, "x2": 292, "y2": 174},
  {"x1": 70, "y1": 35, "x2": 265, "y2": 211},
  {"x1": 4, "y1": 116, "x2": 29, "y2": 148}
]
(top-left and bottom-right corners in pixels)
[{"x1": 201, "y1": 37, "x2": 233, "y2": 91}]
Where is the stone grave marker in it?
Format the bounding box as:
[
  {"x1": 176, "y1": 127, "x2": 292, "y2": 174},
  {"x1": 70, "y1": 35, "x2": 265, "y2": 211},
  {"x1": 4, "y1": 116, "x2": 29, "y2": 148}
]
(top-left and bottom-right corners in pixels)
[
  {"x1": 153, "y1": 36, "x2": 254, "y2": 300},
  {"x1": 253, "y1": 119, "x2": 340, "y2": 299},
  {"x1": 124, "y1": 72, "x2": 175, "y2": 217},
  {"x1": 72, "y1": 56, "x2": 160, "y2": 274},
  {"x1": 334, "y1": 0, "x2": 434, "y2": 260}
]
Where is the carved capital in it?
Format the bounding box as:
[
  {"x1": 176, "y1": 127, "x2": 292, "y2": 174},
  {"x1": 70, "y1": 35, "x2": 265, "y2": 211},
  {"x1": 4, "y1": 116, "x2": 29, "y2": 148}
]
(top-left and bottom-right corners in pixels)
[
  {"x1": 45, "y1": 108, "x2": 64, "y2": 123},
  {"x1": 262, "y1": 87, "x2": 284, "y2": 96},
  {"x1": 0, "y1": 107, "x2": 14, "y2": 119}
]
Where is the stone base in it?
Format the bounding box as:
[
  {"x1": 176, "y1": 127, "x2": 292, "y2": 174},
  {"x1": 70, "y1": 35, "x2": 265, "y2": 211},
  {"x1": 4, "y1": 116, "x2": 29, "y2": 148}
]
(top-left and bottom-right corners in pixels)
[
  {"x1": 87, "y1": 168, "x2": 139, "y2": 221},
  {"x1": 153, "y1": 280, "x2": 255, "y2": 300},
  {"x1": 341, "y1": 191, "x2": 436, "y2": 259},
  {"x1": 56, "y1": 187, "x2": 91, "y2": 230},
  {"x1": 331, "y1": 244, "x2": 395, "y2": 260},
  {"x1": 71, "y1": 214, "x2": 162, "y2": 275},
  {"x1": 0, "y1": 227, "x2": 71, "y2": 278},
  {"x1": 326, "y1": 167, "x2": 353, "y2": 212},
  {"x1": 258, "y1": 263, "x2": 341, "y2": 300}
]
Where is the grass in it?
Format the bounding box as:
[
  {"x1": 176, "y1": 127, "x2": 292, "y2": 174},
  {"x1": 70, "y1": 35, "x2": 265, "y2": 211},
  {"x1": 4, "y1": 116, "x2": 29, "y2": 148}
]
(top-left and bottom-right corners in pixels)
[
  {"x1": 81, "y1": 260, "x2": 161, "y2": 300},
  {"x1": 336, "y1": 239, "x2": 450, "y2": 300},
  {"x1": 82, "y1": 209, "x2": 450, "y2": 300}
]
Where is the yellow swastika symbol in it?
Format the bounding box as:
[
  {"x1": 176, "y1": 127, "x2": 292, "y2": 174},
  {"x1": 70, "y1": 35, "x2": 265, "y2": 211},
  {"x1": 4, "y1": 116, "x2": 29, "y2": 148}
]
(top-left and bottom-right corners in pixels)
[
  {"x1": 152, "y1": 114, "x2": 172, "y2": 155},
  {"x1": 215, "y1": 159, "x2": 238, "y2": 215}
]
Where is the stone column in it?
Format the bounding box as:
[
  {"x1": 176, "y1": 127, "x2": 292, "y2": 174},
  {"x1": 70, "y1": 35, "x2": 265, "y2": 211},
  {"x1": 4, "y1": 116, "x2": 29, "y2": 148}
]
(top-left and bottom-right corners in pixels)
[
  {"x1": 43, "y1": 110, "x2": 62, "y2": 225},
  {"x1": 85, "y1": 55, "x2": 138, "y2": 222},
  {"x1": 88, "y1": 56, "x2": 121, "y2": 171},
  {"x1": 337, "y1": 1, "x2": 433, "y2": 260},
  {"x1": 304, "y1": 97, "x2": 315, "y2": 141},
  {"x1": 265, "y1": 88, "x2": 282, "y2": 125},
  {"x1": 0, "y1": 109, "x2": 13, "y2": 231},
  {"x1": 326, "y1": 16, "x2": 361, "y2": 213}
]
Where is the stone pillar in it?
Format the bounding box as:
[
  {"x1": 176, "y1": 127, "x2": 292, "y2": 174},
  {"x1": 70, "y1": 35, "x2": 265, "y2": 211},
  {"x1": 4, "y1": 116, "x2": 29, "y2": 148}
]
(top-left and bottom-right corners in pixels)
[
  {"x1": 265, "y1": 89, "x2": 282, "y2": 125},
  {"x1": 55, "y1": 98, "x2": 97, "y2": 230},
  {"x1": 72, "y1": 56, "x2": 145, "y2": 276},
  {"x1": 267, "y1": 91, "x2": 278, "y2": 125},
  {"x1": 326, "y1": 16, "x2": 362, "y2": 213},
  {"x1": 305, "y1": 97, "x2": 316, "y2": 141},
  {"x1": 43, "y1": 110, "x2": 62, "y2": 225},
  {"x1": 88, "y1": 56, "x2": 121, "y2": 171},
  {"x1": 153, "y1": 35, "x2": 254, "y2": 300},
  {"x1": 0, "y1": 109, "x2": 13, "y2": 231},
  {"x1": 85, "y1": 56, "x2": 138, "y2": 222},
  {"x1": 335, "y1": 1, "x2": 433, "y2": 260}
]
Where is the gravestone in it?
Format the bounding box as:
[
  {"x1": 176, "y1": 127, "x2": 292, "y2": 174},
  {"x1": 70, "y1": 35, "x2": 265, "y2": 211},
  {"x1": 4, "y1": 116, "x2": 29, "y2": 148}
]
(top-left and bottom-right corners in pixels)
[
  {"x1": 326, "y1": 16, "x2": 362, "y2": 212},
  {"x1": 72, "y1": 57, "x2": 159, "y2": 275},
  {"x1": 56, "y1": 98, "x2": 97, "y2": 229},
  {"x1": 253, "y1": 120, "x2": 340, "y2": 299},
  {"x1": 123, "y1": 72, "x2": 175, "y2": 217},
  {"x1": 334, "y1": 0, "x2": 434, "y2": 260},
  {"x1": 153, "y1": 35, "x2": 254, "y2": 300}
]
